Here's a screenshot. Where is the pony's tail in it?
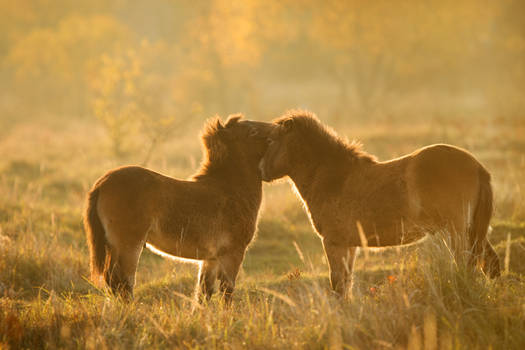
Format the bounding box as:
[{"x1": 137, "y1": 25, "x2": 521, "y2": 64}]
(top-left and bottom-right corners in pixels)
[
  {"x1": 84, "y1": 185, "x2": 107, "y2": 282},
  {"x1": 469, "y1": 167, "x2": 500, "y2": 277}
]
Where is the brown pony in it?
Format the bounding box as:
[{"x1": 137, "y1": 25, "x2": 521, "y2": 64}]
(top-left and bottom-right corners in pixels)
[
  {"x1": 259, "y1": 110, "x2": 500, "y2": 296},
  {"x1": 84, "y1": 115, "x2": 272, "y2": 301}
]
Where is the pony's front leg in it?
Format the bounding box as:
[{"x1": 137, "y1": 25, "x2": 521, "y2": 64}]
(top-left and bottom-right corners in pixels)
[
  {"x1": 197, "y1": 259, "x2": 219, "y2": 301},
  {"x1": 217, "y1": 251, "x2": 245, "y2": 304},
  {"x1": 323, "y1": 240, "x2": 356, "y2": 298}
]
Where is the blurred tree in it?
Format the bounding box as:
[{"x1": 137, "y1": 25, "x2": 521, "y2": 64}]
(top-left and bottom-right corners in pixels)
[
  {"x1": 6, "y1": 14, "x2": 132, "y2": 116},
  {"x1": 308, "y1": 0, "x2": 418, "y2": 117},
  {"x1": 90, "y1": 40, "x2": 199, "y2": 163},
  {"x1": 90, "y1": 49, "x2": 139, "y2": 158},
  {"x1": 182, "y1": 0, "x2": 276, "y2": 115},
  {"x1": 307, "y1": 0, "x2": 501, "y2": 118},
  {"x1": 487, "y1": 0, "x2": 525, "y2": 116},
  {"x1": 0, "y1": 0, "x2": 523, "y2": 128},
  {"x1": 0, "y1": 0, "x2": 109, "y2": 56}
]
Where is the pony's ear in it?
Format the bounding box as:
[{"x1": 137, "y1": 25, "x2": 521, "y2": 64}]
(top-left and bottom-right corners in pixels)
[
  {"x1": 225, "y1": 113, "x2": 243, "y2": 127},
  {"x1": 216, "y1": 114, "x2": 244, "y2": 139}
]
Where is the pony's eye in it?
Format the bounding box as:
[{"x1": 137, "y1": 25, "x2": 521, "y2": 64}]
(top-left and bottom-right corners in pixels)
[
  {"x1": 266, "y1": 138, "x2": 274, "y2": 145},
  {"x1": 249, "y1": 128, "x2": 258, "y2": 137}
]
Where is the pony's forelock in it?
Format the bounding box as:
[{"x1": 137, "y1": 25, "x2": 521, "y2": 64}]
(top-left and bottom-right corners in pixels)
[
  {"x1": 202, "y1": 116, "x2": 224, "y2": 139},
  {"x1": 199, "y1": 113, "x2": 246, "y2": 166}
]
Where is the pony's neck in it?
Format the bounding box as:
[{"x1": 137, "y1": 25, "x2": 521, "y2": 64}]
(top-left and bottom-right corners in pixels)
[
  {"x1": 287, "y1": 154, "x2": 327, "y2": 200},
  {"x1": 194, "y1": 154, "x2": 262, "y2": 195},
  {"x1": 287, "y1": 145, "x2": 365, "y2": 204}
]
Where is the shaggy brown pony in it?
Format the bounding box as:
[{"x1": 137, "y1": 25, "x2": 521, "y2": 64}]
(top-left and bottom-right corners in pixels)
[
  {"x1": 259, "y1": 110, "x2": 500, "y2": 296},
  {"x1": 84, "y1": 115, "x2": 272, "y2": 301}
]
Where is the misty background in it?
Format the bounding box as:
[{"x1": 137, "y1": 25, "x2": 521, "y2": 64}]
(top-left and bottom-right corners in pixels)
[{"x1": 2, "y1": 1, "x2": 524, "y2": 150}]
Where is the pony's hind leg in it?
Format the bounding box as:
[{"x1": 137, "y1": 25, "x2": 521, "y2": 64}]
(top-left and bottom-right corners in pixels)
[
  {"x1": 482, "y1": 239, "x2": 500, "y2": 278},
  {"x1": 197, "y1": 259, "x2": 219, "y2": 301},
  {"x1": 467, "y1": 235, "x2": 500, "y2": 278},
  {"x1": 104, "y1": 243, "x2": 143, "y2": 300},
  {"x1": 217, "y1": 251, "x2": 244, "y2": 304}
]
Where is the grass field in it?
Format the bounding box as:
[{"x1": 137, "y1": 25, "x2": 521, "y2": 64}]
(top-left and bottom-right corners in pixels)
[{"x1": 1, "y1": 114, "x2": 524, "y2": 349}]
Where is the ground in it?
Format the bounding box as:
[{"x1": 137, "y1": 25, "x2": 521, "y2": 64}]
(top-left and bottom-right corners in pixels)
[{"x1": 0, "y1": 114, "x2": 524, "y2": 349}]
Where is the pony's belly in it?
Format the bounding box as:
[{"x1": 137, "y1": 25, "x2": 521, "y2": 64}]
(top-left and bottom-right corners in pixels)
[
  {"x1": 345, "y1": 220, "x2": 425, "y2": 247},
  {"x1": 146, "y1": 231, "x2": 214, "y2": 260}
]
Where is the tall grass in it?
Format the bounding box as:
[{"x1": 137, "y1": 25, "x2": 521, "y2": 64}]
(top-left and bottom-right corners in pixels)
[
  {"x1": 1, "y1": 222, "x2": 524, "y2": 349},
  {"x1": 1, "y1": 116, "x2": 524, "y2": 349}
]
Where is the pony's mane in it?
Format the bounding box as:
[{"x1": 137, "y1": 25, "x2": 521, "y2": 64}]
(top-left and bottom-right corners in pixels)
[
  {"x1": 275, "y1": 110, "x2": 376, "y2": 162},
  {"x1": 193, "y1": 114, "x2": 243, "y2": 179}
]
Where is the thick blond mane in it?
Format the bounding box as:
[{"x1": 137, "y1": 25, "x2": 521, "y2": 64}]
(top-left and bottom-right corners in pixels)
[{"x1": 275, "y1": 110, "x2": 376, "y2": 162}]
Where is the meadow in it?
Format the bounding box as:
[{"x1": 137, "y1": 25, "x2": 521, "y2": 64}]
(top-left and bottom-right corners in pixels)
[
  {"x1": 1, "y1": 1, "x2": 525, "y2": 348},
  {"x1": 1, "y1": 112, "x2": 524, "y2": 349}
]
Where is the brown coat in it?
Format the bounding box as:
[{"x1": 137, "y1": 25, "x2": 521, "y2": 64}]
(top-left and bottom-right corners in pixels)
[
  {"x1": 259, "y1": 110, "x2": 499, "y2": 296},
  {"x1": 84, "y1": 115, "x2": 273, "y2": 301}
]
